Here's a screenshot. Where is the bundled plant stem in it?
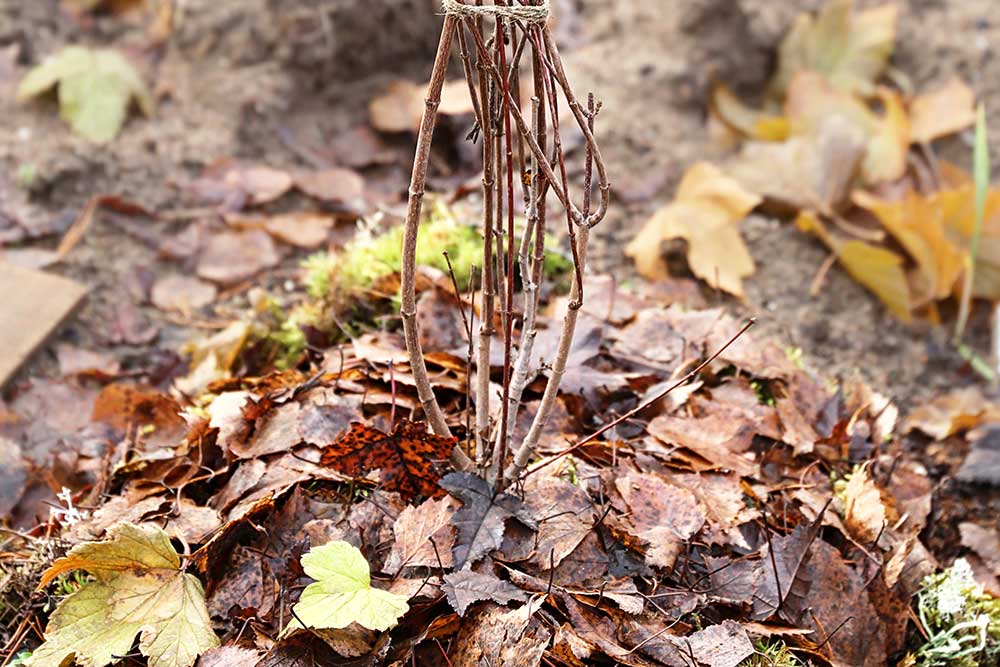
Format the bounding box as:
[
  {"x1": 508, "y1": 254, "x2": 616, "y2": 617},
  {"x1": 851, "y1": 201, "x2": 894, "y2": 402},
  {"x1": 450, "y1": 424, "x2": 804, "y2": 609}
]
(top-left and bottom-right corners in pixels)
[{"x1": 400, "y1": 0, "x2": 609, "y2": 489}]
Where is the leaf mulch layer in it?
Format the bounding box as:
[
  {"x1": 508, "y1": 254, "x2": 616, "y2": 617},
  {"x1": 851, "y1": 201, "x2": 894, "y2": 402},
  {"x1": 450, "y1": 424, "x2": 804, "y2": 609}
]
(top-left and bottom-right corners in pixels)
[{"x1": 2, "y1": 270, "x2": 999, "y2": 667}]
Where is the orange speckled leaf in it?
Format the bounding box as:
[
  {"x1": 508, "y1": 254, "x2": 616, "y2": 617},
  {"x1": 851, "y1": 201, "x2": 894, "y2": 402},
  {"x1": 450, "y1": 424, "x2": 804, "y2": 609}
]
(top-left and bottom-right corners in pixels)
[{"x1": 319, "y1": 419, "x2": 456, "y2": 500}]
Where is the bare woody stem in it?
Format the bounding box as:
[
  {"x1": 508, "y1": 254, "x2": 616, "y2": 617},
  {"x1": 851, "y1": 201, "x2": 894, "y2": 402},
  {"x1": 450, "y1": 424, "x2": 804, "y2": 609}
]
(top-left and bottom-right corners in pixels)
[
  {"x1": 505, "y1": 85, "x2": 597, "y2": 485},
  {"x1": 495, "y1": 36, "x2": 547, "y2": 464},
  {"x1": 400, "y1": 18, "x2": 473, "y2": 472},
  {"x1": 474, "y1": 25, "x2": 496, "y2": 467}
]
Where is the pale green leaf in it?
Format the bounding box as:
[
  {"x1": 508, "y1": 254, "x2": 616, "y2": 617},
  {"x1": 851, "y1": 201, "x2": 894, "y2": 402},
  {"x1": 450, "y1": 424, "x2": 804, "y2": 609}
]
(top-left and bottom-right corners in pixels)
[
  {"x1": 16, "y1": 46, "x2": 154, "y2": 143},
  {"x1": 27, "y1": 524, "x2": 218, "y2": 667},
  {"x1": 285, "y1": 541, "x2": 410, "y2": 634}
]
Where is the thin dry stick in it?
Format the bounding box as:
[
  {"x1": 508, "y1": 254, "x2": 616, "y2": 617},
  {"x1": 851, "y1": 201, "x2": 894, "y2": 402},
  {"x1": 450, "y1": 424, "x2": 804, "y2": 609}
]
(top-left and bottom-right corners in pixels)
[{"x1": 516, "y1": 319, "x2": 756, "y2": 480}]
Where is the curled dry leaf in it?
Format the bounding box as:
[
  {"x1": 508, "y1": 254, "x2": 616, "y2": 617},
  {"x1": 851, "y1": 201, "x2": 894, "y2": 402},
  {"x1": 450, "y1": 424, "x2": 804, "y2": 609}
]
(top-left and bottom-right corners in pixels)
[
  {"x1": 625, "y1": 162, "x2": 761, "y2": 296},
  {"x1": 910, "y1": 78, "x2": 977, "y2": 144},
  {"x1": 903, "y1": 386, "x2": 1000, "y2": 440},
  {"x1": 843, "y1": 463, "x2": 887, "y2": 543},
  {"x1": 796, "y1": 210, "x2": 913, "y2": 321},
  {"x1": 450, "y1": 599, "x2": 550, "y2": 667}
]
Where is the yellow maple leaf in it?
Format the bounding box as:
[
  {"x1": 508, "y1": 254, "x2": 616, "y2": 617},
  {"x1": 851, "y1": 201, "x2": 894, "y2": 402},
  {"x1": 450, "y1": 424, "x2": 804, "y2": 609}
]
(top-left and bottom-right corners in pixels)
[
  {"x1": 796, "y1": 210, "x2": 912, "y2": 321},
  {"x1": 771, "y1": 0, "x2": 898, "y2": 99},
  {"x1": 909, "y1": 78, "x2": 977, "y2": 145},
  {"x1": 28, "y1": 523, "x2": 218, "y2": 667},
  {"x1": 626, "y1": 162, "x2": 761, "y2": 297}
]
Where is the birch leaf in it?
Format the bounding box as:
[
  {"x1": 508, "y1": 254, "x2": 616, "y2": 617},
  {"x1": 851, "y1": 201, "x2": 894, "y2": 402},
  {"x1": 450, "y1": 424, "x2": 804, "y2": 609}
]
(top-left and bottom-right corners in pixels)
[
  {"x1": 28, "y1": 523, "x2": 217, "y2": 667},
  {"x1": 284, "y1": 541, "x2": 409, "y2": 633}
]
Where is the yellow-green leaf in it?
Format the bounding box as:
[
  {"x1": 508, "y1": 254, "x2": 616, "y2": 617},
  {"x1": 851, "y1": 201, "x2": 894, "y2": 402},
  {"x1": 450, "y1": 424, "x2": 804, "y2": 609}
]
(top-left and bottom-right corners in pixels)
[
  {"x1": 27, "y1": 524, "x2": 217, "y2": 667},
  {"x1": 17, "y1": 47, "x2": 154, "y2": 143},
  {"x1": 771, "y1": 0, "x2": 897, "y2": 98},
  {"x1": 284, "y1": 541, "x2": 409, "y2": 634}
]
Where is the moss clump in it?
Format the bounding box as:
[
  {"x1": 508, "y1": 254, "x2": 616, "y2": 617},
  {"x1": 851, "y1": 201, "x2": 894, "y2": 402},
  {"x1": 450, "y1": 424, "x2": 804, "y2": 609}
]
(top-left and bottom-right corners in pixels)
[
  {"x1": 739, "y1": 641, "x2": 809, "y2": 667},
  {"x1": 902, "y1": 559, "x2": 1000, "y2": 667}
]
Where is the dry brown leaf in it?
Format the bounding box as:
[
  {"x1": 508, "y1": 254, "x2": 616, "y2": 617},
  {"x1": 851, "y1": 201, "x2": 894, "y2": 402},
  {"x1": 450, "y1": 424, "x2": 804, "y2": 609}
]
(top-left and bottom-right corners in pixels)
[
  {"x1": 450, "y1": 599, "x2": 549, "y2": 667},
  {"x1": 910, "y1": 78, "x2": 977, "y2": 144},
  {"x1": 196, "y1": 229, "x2": 281, "y2": 285},
  {"x1": 383, "y1": 496, "x2": 457, "y2": 574},
  {"x1": 904, "y1": 386, "x2": 1000, "y2": 439},
  {"x1": 771, "y1": 0, "x2": 897, "y2": 98},
  {"x1": 523, "y1": 475, "x2": 595, "y2": 570},
  {"x1": 785, "y1": 71, "x2": 909, "y2": 184},
  {"x1": 669, "y1": 621, "x2": 754, "y2": 667},
  {"x1": 150, "y1": 274, "x2": 217, "y2": 313},
  {"x1": 842, "y1": 463, "x2": 887, "y2": 543},
  {"x1": 615, "y1": 472, "x2": 705, "y2": 571},
  {"x1": 625, "y1": 162, "x2": 761, "y2": 296},
  {"x1": 369, "y1": 79, "x2": 474, "y2": 133},
  {"x1": 294, "y1": 167, "x2": 365, "y2": 204},
  {"x1": 726, "y1": 113, "x2": 866, "y2": 214},
  {"x1": 261, "y1": 212, "x2": 336, "y2": 249}
]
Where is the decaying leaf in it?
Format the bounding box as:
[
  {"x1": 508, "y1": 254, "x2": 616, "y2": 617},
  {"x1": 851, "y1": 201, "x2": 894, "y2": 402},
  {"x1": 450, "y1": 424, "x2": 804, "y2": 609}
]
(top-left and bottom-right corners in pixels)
[
  {"x1": 284, "y1": 540, "x2": 409, "y2": 634},
  {"x1": 625, "y1": 162, "x2": 761, "y2": 296},
  {"x1": 196, "y1": 229, "x2": 281, "y2": 286},
  {"x1": 450, "y1": 599, "x2": 550, "y2": 667},
  {"x1": 669, "y1": 621, "x2": 754, "y2": 667},
  {"x1": 752, "y1": 510, "x2": 825, "y2": 622},
  {"x1": 442, "y1": 569, "x2": 528, "y2": 616},
  {"x1": 770, "y1": 0, "x2": 897, "y2": 98},
  {"x1": 29, "y1": 523, "x2": 218, "y2": 667},
  {"x1": 904, "y1": 386, "x2": 1000, "y2": 439},
  {"x1": 383, "y1": 495, "x2": 457, "y2": 574},
  {"x1": 615, "y1": 472, "x2": 705, "y2": 571},
  {"x1": 439, "y1": 472, "x2": 536, "y2": 569},
  {"x1": 319, "y1": 419, "x2": 457, "y2": 500},
  {"x1": 17, "y1": 46, "x2": 154, "y2": 142}
]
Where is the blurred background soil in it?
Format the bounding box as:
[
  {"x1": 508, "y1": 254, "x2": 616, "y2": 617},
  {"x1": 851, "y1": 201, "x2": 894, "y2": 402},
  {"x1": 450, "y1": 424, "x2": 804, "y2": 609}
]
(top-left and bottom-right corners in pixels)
[{"x1": 2, "y1": 0, "x2": 999, "y2": 410}]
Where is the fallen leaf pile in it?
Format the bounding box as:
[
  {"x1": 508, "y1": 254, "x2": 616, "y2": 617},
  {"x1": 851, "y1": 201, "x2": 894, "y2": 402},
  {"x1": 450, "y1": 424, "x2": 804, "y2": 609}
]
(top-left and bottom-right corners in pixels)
[
  {"x1": 3, "y1": 269, "x2": 997, "y2": 667},
  {"x1": 630, "y1": 0, "x2": 986, "y2": 323}
]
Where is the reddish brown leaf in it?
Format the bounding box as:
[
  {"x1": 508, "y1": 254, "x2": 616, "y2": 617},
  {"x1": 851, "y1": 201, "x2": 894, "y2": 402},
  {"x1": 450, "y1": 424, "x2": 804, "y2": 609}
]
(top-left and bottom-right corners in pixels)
[
  {"x1": 319, "y1": 419, "x2": 456, "y2": 500},
  {"x1": 294, "y1": 168, "x2": 365, "y2": 204},
  {"x1": 196, "y1": 229, "x2": 281, "y2": 285},
  {"x1": 669, "y1": 621, "x2": 754, "y2": 667},
  {"x1": 91, "y1": 384, "x2": 187, "y2": 450}
]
